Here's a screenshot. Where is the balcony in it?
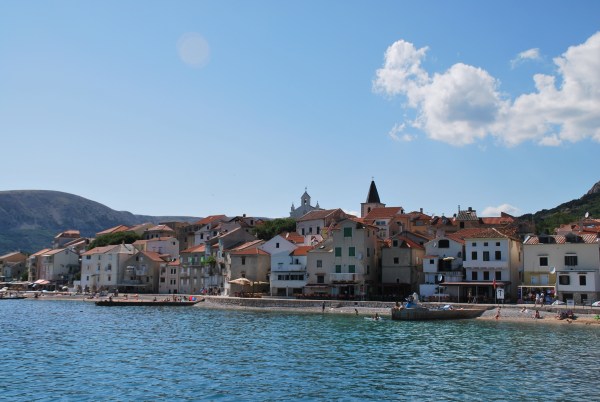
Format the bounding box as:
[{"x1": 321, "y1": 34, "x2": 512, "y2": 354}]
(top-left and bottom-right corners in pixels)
[{"x1": 330, "y1": 273, "x2": 359, "y2": 283}]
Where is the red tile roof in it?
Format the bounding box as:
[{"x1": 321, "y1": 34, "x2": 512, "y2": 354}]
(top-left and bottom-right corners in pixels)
[
  {"x1": 363, "y1": 207, "x2": 404, "y2": 221},
  {"x1": 229, "y1": 248, "x2": 269, "y2": 256},
  {"x1": 291, "y1": 246, "x2": 314, "y2": 256},
  {"x1": 181, "y1": 244, "x2": 206, "y2": 253},
  {"x1": 297, "y1": 208, "x2": 345, "y2": 222},
  {"x1": 194, "y1": 215, "x2": 227, "y2": 226},
  {"x1": 96, "y1": 225, "x2": 130, "y2": 236},
  {"x1": 524, "y1": 233, "x2": 598, "y2": 245},
  {"x1": 147, "y1": 224, "x2": 174, "y2": 232}
]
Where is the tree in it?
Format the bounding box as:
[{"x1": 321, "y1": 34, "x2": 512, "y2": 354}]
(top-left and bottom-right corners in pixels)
[
  {"x1": 253, "y1": 218, "x2": 297, "y2": 240},
  {"x1": 88, "y1": 231, "x2": 141, "y2": 249}
]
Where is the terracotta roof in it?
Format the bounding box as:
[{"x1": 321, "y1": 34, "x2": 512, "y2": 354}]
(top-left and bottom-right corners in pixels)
[
  {"x1": 96, "y1": 225, "x2": 130, "y2": 236},
  {"x1": 461, "y1": 227, "x2": 519, "y2": 241},
  {"x1": 297, "y1": 208, "x2": 344, "y2": 222},
  {"x1": 282, "y1": 232, "x2": 305, "y2": 244},
  {"x1": 140, "y1": 250, "x2": 169, "y2": 262},
  {"x1": 194, "y1": 215, "x2": 227, "y2": 226},
  {"x1": 30, "y1": 248, "x2": 53, "y2": 257},
  {"x1": 392, "y1": 236, "x2": 425, "y2": 250},
  {"x1": 363, "y1": 207, "x2": 404, "y2": 221},
  {"x1": 229, "y1": 248, "x2": 269, "y2": 256},
  {"x1": 54, "y1": 230, "x2": 80, "y2": 238},
  {"x1": 481, "y1": 216, "x2": 515, "y2": 225},
  {"x1": 524, "y1": 233, "x2": 598, "y2": 245},
  {"x1": 291, "y1": 246, "x2": 314, "y2": 256},
  {"x1": 231, "y1": 240, "x2": 264, "y2": 251},
  {"x1": 147, "y1": 224, "x2": 174, "y2": 232},
  {"x1": 42, "y1": 248, "x2": 68, "y2": 256},
  {"x1": 168, "y1": 258, "x2": 180, "y2": 266},
  {"x1": 181, "y1": 244, "x2": 206, "y2": 253},
  {"x1": 82, "y1": 245, "x2": 119, "y2": 256}
]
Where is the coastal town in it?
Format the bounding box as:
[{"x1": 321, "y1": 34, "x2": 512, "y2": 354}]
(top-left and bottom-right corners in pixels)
[{"x1": 1, "y1": 180, "x2": 600, "y2": 310}]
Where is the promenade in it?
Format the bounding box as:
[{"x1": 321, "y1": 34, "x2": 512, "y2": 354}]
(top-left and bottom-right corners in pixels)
[{"x1": 28, "y1": 292, "x2": 600, "y2": 326}]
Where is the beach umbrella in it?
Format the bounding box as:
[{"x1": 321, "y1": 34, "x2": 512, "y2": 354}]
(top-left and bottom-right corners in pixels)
[{"x1": 228, "y1": 277, "x2": 252, "y2": 286}]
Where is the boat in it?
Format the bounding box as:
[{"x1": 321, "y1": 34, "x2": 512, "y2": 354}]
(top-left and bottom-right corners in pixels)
[
  {"x1": 390, "y1": 293, "x2": 489, "y2": 321},
  {"x1": 95, "y1": 298, "x2": 203, "y2": 307},
  {"x1": 0, "y1": 295, "x2": 26, "y2": 300}
]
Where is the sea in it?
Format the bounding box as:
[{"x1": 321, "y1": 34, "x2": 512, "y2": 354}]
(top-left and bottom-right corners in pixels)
[{"x1": 1, "y1": 299, "x2": 598, "y2": 401}]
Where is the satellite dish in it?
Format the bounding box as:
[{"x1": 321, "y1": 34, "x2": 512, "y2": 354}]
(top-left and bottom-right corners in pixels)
[
  {"x1": 585, "y1": 212, "x2": 589, "y2": 218},
  {"x1": 550, "y1": 267, "x2": 556, "y2": 274},
  {"x1": 438, "y1": 274, "x2": 443, "y2": 282}
]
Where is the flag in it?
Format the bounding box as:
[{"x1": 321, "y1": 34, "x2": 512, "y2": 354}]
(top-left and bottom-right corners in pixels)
[{"x1": 493, "y1": 278, "x2": 497, "y2": 289}]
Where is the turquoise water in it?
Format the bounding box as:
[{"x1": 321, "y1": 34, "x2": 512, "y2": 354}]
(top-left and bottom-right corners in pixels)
[{"x1": 1, "y1": 300, "x2": 598, "y2": 401}]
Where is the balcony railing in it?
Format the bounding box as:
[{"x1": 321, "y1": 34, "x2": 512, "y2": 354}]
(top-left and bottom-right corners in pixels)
[{"x1": 330, "y1": 273, "x2": 359, "y2": 283}]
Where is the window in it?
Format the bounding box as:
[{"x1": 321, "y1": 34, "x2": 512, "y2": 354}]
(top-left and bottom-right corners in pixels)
[
  {"x1": 559, "y1": 275, "x2": 570, "y2": 285},
  {"x1": 241, "y1": 257, "x2": 246, "y2": 265},
  {"x1": 471, "y1": 271, "x2": 477, "y2": 280},
  {"x1": 495, "y1": 251, "x2": 501, "y2": 260},
  {"x1": 564, "y1": 255, "x2": 578, "y2": 266},
  {"x1": 392, "y1": 240, "x2": 398, "y2": 247},
  {"x1": 171, "y1": 268, "x2": 176, "y2": 274},
  {"x1": 276, "y1": 243, "x2": 279, "y2": 249},
  {"x1": 367, "y1": 248, "x2": 370, "y2": 257},
  {"x1": 160, "y1": 277, "x2": 165, "y2": 283},
  {"x1": 438, "y1": 239, "x2": 449, "y2": 248},
  {"x1": 483, "y1": 251, "x2": 490, "y2": 261},
  {"x1": 317, "y1": 260, "x2": 322, "y2": 268},
  {"x1": 539, "y1": 257, "x2": 548, "y2": 266},
  {"x1": 349, "y1": 247, "x2": 355, "y2": 257},
  {"x1": 335, "y1": 247, "x2": 341, "y2": 257},
  {"x1": 484, "y1": 242, "x2": 488, "y2": 247},
  {"x1": 394, "y1": 257, "x2": 399, "y2": 264},
  {"x1": 429, "y1": 259, "x2": 434, "y2": 265},
  {"x1": 349, "y1": 265, "x2": 355, "y2": 273},
  {"x1": 472, "y1": 242, "x2": 476, "y2": 247},
  {"x1": 108, "y1": 275, "x2": 111, "y2": 281},
  {"x1": 579, "y1": 275, "x2": 587, "y2": 286},
  {"x1": 344, "y1": 227, "x2": 352, "y2": 237},
  {"x1": 317, "y1": 226, "x2": 320, "y2": 234},
  {"x1": 471, "y1": 251, "x2": 478, "y2": 261},
  {"x1": 301, "y1": 228, "x2": 305, "y2": 235},
  {"x1": 495, "y1": 271, "x2": 501, "y2": 280},
  {"x1": 496, "y1": 242, "x2": 500, "y2": 246},
  {"x1": 483, "y1": 271, "x2": 490, "y2": 280},
  {"x1": 317, "y1": 275, "x2": 324, "y2": 284},
  {"x1": 335, "y1": 265, "x2": 341, "y2": 273}
]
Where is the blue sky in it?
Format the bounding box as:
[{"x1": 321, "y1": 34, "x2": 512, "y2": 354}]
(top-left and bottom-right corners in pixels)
[{"x1": 1, "y1": 1, "x2": 599, "y2": 219}]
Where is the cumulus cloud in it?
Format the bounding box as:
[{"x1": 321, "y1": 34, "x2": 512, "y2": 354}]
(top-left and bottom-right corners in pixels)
[
  {"x1": 481, "y1": 204, "x2": 521, "y2": 217},
  {"x1": 374, "y1": 32, "x2": 600, "y2": 147},
  {"x1": 511, "y1": 48, "x2": 541, "y2": 68}
]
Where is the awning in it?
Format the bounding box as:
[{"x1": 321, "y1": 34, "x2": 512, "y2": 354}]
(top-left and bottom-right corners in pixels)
[
  {"x1": 304, "y1": 284, "x2": 331, "y2": 288},
  {"x1": 441, "y1": 281, "x2": 511, "y2": 286},
  {"x1": 34, "y1": 279, "x2": 50, "y2": 285}
]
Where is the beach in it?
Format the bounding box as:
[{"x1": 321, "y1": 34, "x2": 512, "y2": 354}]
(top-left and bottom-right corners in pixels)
[{"x1": 25, "y1": 292, "x2": 600, "y2": 326}]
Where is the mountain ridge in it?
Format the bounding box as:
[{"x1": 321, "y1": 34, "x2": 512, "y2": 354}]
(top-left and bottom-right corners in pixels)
[{"x1": 0, "y1": 190, "x2": 200, "y2": 254}]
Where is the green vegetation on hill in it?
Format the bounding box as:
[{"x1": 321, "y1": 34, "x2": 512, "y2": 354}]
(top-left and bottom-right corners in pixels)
[
  {"x1": 87, "y1": 231, "x2": 142, "y2": 250},
  {"x1": 253, "y1": 218, "x2": 296, "y2": 240},
  {"x1": 521, "y1": 192, "x2": 600, "y2": 234}
]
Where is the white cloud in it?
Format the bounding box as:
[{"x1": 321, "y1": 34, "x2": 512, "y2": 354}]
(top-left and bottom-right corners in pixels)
[
  {"x1": 374, "y1": 32, "x2": 600, "y2": 147},
  {"x1": 388, "y1": 123, "x2": 415, "y2": 142},
  {"x1": 177, "y1": 33, "x2": 210, "y2": 68},
  {"x1": 511, "y1": 48, "x2": 541, "y2": 68},
  {"x1": 481, "y1": 204, "x2": 521, "y2": 217}
]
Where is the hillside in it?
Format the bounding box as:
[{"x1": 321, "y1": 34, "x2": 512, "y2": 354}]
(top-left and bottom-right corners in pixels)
[
  {"x1": 0, "y1": 190, "x2": 199, "y2": 254},
  {"x1": 520, "y1": 181, "x2": 600, "y2": 234}
]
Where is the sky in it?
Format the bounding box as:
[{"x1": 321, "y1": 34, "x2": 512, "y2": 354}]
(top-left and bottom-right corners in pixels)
[{"x1": 1, "y1": 1, "x2": 600, "y2": 219}]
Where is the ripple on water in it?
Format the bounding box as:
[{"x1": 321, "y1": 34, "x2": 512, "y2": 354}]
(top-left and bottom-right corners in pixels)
[{"x1": 1, "y1": 300, "x2": 599, "y2": 401}]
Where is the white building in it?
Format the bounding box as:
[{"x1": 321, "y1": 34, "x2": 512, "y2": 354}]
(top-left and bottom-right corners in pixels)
[
  {"x1": 80, "y1": 244, "x2": 137, "y2": 293},
  {"x1": 260, "y1": 234, "x2": 303, "y2": 296},
  {"x1": 523, "y1": 233, "x2": 600, "y2": 305},
  {"x1": 39, "y1": 248, "x2": 80, "y2": 284},
  {"x1": 420, "y1": 234, "x2": 465, "y2": 300}
]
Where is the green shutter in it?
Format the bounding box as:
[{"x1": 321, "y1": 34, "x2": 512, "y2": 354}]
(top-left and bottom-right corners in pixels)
[
  {"x1": 344, "y1": 227, "x2": 352, "y2": 237},
  {"x1": 335, "y1": 265, "x2": 342, "y2": 273},
  {"x1": 335, "y1": 247, "x2": 341, "y2": 257},
  {"x1": 349, "y1": 247, "x2": 355, "y2": 257},
  {"x1": 349, "y1": 265, "x2": 355, "y2": 273}
]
